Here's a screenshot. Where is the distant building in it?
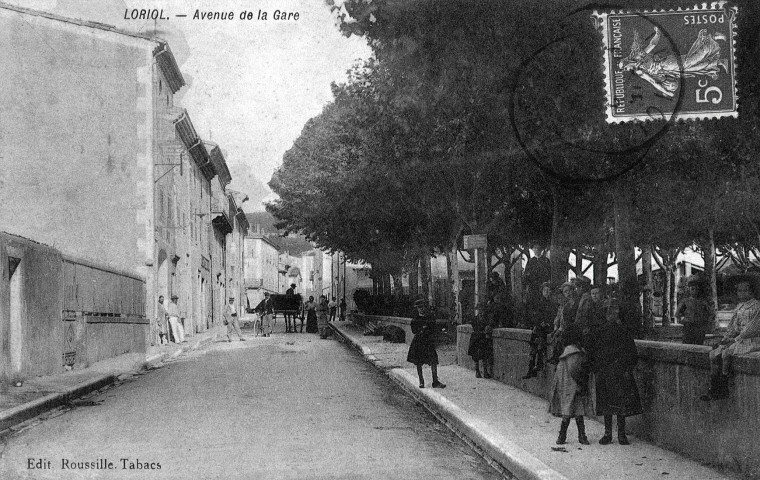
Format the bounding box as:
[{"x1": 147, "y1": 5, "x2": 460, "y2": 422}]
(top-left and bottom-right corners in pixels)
[{"x1": 243, "y1": 234, "x2": 280, "y2": 310}]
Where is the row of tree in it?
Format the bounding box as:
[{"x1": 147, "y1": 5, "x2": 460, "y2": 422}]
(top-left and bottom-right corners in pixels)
[{"x1": 268, "y1": 0, "x2": 760, "y2": 331}]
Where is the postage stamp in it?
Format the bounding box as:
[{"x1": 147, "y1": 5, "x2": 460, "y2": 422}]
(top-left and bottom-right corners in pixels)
[{"x1": 594, "y1": 1, "x2": 738, "y2": 123}]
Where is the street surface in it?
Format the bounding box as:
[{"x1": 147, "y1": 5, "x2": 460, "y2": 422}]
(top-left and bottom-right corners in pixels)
[{"x1": 0, "y1": 324, "x2": 501, "y2": 479}]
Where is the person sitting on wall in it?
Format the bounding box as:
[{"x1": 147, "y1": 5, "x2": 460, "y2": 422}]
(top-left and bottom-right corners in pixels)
[
  {"x1": 524, "y1": 282, "x2": 556, "y2": 378},
  {"x1": 701, "y1": 275, "x2": 760, "y2": 401},
  {"x1": 577, "y1": 286, "x2": 611, "y2": 349},
  {"x1": 487, "y1": 271, "x2": 506, "y2": 303},
  {"x1": 523, "y1": 244, "x2": 551, "y2": 311},
  {"x1": 548, "y1": 281, "x2": 578, "y2": 364},
  {"x1": 677, "y1": 276, "x2": 712, "y2": 345}
]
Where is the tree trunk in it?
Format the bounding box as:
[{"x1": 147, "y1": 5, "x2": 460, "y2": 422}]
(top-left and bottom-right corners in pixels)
[
  {"x1": 702, "y1": 229, "x2": 718, "y2": 332},
  {"x1": 641, "y1": 246, "x2": 654, "y2": 333},
  {"x1": 661, "y1": 266, "x2": 671, "y2": 327},
  {"x1": 670, "y1": 259, "x2": 679, "y2": 324},
  {"x1": 420, "y1": 256, "x2": 431, "y2": 304},
  {"x1": 550, "y1": 190, "x2": 570, "y2": 286},
  {"x1": 449, "y1": 246, "x2": 462, "y2": 324},
  {"x1": 593, "y1": 244, "x2": 608, "y2": 287},
  {"x1": 409, "y1": 257, "x2": 419, "y2": 298},
  {"x1": 391, "y1": 272, "x2": 404, "y2": 316},
  {"x1": 425, "y1": 256, "x2": 433, "y2": 306},
  {"x1": 475, "y1": 246, "x2": 488, "y2": 317},
  {"x1": 613, "y1": 185, "x2": 642, "y2": 335}
]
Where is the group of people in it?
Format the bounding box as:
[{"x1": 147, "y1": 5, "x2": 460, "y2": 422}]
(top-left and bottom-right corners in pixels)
[
  {"x1": 512, "y1": 275, "x2": 642, "y2": 445},
  {"x1": 472, "y1": 244, "x2": 760, "y2": 445},
  {"x1": 156, "y1": 294, "x2": 185, "y2": 345},
  {"x1": 263, "y1": 283, "x2": 349, "y2": 339}
]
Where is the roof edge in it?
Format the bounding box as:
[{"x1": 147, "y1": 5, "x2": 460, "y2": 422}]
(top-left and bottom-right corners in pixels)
[{"x1": 0, "y1": 1, "x2": 166, "y2": 44}]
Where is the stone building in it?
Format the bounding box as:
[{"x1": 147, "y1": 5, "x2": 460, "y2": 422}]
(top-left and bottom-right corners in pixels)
[
  {"x1": 0, "y1": 3, "x2": 247, "y2": 377},
  {"x1": 243, "y1": 234, "x2": 281, "y2": 310}
]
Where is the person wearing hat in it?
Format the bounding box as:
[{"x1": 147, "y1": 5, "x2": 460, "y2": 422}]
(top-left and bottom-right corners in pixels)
[
  {"x1": 524, "y1": 282, "x2": 556, "y2": 378},
  {"x1": 701, "y1": 276, "x2": 760, "y2": 401},
  {"x1": 317, "y1": 294, "x2": 330, "y2": 339},
  {"x1": 166, "y1": 294, "x2": 185, "y2": 344},
  {"x1": 224, "y1": 297, "x2": 246, "y2": 342},
  {"x1": 156, "y1": 295, "x2": 169, "y2": 346},
  {"x1": 677, "y1": 276, "x2": 712, "y2": 345},
  {"x1": 524, "y1": 244, "x2": 551, "y2": 311},
  {"x1": 304, "y1": 295, "x2": 319, "y2": 333},
  {"x1": 285, "y1": 283, "x2": 298, "y2": 333},
  {"x1": 254, "y1": 292, "x2": 275, "y2": 337},
  {"x1": 328, "y1": 296, "x2": 338, "y2": 322},
  {"x1": 548, "y1": 281, "x2": 577, "y2": 364},
  {"x1": 406, "y1": 298, "x2": 446, "y2": 389},
  {"x1": 572, "y1": 276, "x2": 593, "y2": 328}
]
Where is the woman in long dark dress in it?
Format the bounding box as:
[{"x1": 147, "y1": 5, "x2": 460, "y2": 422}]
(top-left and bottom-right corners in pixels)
[
  {"x1": 304, "y1": 296, "x2": 319, "y2": 333},
  {"x1": 590, "y1": 316, "x2": 642, "y2": 445},
  {"x1": 407, "y1": 299, "x2": 446, "y2": 389}
]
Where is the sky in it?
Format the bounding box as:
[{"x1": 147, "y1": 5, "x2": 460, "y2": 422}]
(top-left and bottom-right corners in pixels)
[{"x1": 18, "y1": 0, "x2": 371, "y2": 210}]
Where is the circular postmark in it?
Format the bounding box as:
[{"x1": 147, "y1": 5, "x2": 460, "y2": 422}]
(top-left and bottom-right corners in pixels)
[{"x1": 506, "y1": 3, "x2": 717, "y2": 186}]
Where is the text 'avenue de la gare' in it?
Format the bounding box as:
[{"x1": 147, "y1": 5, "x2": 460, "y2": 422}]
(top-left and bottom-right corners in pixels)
[{"x1": 123, "y1": 9, "x2": 300, "y2": 21}]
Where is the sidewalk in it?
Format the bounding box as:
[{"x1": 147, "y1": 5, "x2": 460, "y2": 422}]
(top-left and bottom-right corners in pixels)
[
  {"x1": 330, "y1": 320, "x2": 732, "y2": 480},
  {"x1": 0, "y1": 326, "x2": 225, "y2": 434}
]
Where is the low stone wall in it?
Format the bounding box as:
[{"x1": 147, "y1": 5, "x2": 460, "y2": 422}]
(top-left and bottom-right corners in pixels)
[
  {"x1": 457, "y1": 324, "x2": 760, "y2": 477},
  {"x1": 353, "y1": 313, "x2": 448, "y2": 346}
]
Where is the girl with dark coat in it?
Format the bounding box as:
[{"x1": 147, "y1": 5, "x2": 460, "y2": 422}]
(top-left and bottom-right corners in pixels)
[
  {"x1": 468, "y1": 315, "x2": 494, "y2": 379},
  {"x1": 407, "y1": 299, "x2": 446, "y2": 389},
  {"x1": 589, "y1": 318, "x2": 642, "y2": 445}
]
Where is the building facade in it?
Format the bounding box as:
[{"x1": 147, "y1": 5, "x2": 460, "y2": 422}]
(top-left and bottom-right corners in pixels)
[
  {"x1": 0, "y1": 4, "x2": 247, "y2": 378},
  {"x1": 243, "y1": 235, "x2": 281, "y2": 311}
]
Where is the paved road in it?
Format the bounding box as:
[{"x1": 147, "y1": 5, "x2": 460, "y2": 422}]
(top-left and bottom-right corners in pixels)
[{"x1": 0, "y1": 328, "x2": 502, "y2": 479}]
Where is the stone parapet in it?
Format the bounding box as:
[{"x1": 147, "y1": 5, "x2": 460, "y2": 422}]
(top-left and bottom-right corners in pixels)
[
  {"x1": 457, "y1": 324, "x2": 760, "y2": 477},
  {"x1": 353, "y1": 313, "x2": 448, "y2": 345}
]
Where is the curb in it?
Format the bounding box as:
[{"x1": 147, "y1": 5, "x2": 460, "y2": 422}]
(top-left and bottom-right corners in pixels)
[
  {"x1": 390, "y1": 369, "x2": 568, "y2": 480},
  {"x1": 0, "y1": 330, "x2": 220, "y2": 434},
  {"x1": 0, "y1": 374, "x2": 116, "y2": 432},
  {"x1": 331, "y1": 323, "x2": 568, "y2": 480}
]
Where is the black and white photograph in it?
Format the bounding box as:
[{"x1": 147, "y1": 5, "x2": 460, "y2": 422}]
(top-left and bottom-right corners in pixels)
[{"x1": 1, "y1": 0, "x2": 759, "y2": 478}]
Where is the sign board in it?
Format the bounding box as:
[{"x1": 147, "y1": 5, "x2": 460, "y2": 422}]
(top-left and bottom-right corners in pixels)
[{"x1": 463, "y1": 234, "x2": 487, "y2": 250}]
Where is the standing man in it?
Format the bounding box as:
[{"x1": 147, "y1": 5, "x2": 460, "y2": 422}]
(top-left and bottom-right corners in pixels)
[
  {"x1": 157, "y1": 295, "x2": 168, "y2": 345},
  {"x1": 524, "y1": 244, "x2": 551, "y2": 312},
  {"x1": 328, "y1": 296, "x2": 338, "y2": 322},
  {"x1": 255, "y1": 292, "x2": 274, "y2": 337},
  {"x1": 285, "y1": 283, "x2": 297, "y2": 333},
  {"x1": 224, "y1": 297, "x2": 246, "y2": 342},
  {"x1": 166, "y1": 294, "x2": 185, "y2": 344}
]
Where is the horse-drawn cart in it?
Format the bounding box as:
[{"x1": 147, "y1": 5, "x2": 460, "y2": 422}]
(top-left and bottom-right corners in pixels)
[{"x1": 269, "y1": 293, "x2": 303, "y2": 320}]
